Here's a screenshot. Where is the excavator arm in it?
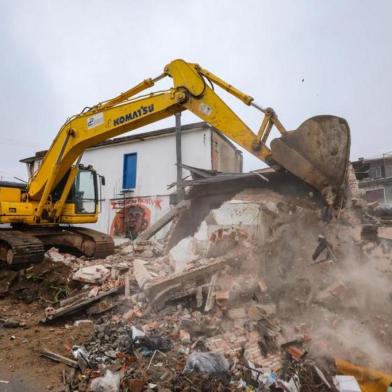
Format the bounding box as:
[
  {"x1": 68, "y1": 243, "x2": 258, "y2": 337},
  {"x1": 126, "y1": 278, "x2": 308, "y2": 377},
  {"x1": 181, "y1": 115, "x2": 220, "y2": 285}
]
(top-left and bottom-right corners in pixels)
[{"x1": 28, "y1": 59, "x2": 350, "y2": 222}]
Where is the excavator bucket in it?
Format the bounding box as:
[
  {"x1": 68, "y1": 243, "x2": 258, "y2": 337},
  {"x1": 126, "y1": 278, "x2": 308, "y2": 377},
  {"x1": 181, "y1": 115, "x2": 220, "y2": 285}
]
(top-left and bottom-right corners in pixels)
[{"x1": 270, "y1": 115, "x2": 351, "y2": 204}]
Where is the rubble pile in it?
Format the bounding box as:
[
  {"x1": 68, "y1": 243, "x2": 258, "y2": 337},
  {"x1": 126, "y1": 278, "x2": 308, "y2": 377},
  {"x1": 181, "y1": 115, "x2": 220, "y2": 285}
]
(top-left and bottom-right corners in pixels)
[
  {"x1": 2, "y1": 179, "x2": 392, "y2": 391},
  {"x1": 0, "y1": 255, "x2": 74, "y2": 303}
]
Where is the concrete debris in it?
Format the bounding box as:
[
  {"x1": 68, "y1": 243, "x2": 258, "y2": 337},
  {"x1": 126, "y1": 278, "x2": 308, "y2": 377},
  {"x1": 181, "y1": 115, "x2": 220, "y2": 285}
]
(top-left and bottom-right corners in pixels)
[
  {"x1": 169, "y1": 236, "x2": 199, "y2": 272},
  {"x1": 45, "y1": 247, "x2": 76, "y2": 265},
  {"x1": 144, "y1": 256, "x2": 237, "y2": 310},
  {"x1": 378, "y1": 226, "x2": 392, "y2": 240},
  {"x1": 118, "y1": 244, "x2": 134, "y2": 255},
  {"x1": 74, "y1": 319, "x2": 93, "y2": 327},
  {"x1": 227, "y1": 307, "x2": 247, "y2": 320},
  {"x1": 73, "y1": 265, "x2": 111, "y2": 284},
  {"x1": 179, "y1": 329, "x2": 191, "y2": 343},
  {"x1": 132, "y1": 259, "x2": 152, "y2": 289}
]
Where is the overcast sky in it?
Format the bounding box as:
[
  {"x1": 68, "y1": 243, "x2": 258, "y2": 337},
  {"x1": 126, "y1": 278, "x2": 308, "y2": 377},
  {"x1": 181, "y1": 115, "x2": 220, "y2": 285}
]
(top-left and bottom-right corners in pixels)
[{"x1": 0, "y1": 0, "x2": 391, "y2": 181}]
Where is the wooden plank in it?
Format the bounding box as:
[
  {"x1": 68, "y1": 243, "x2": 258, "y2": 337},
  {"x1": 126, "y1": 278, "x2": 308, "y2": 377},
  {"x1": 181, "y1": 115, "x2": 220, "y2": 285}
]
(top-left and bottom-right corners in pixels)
[
  {"x1": 204, "y1": 274, "x2": 217, "y2": 312},
  {"x1": 136, "y1": 200, "x2": 190, "y2": 241},
  {"x1": 41, "y1": 286, "x2": 123, "y2": 323},
  {"x1": 41, "y1": 349, "x2": 78, "y2": 368}
]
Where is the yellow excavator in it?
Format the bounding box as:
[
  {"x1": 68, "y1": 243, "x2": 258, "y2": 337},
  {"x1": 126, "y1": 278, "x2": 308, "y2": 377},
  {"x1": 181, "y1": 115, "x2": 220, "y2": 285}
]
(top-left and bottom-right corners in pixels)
[{"x1": 0, "y1": 59, "x2": 350, "y2": 267}]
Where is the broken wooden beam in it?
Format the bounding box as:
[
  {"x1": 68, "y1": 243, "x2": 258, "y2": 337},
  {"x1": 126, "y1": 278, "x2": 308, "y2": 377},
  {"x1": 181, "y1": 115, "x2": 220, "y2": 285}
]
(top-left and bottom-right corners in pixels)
[
  {"x1": 41, "y1": 286, "x2": 123, "y2": 323},
  {"x1": 59, "y1": 291, "x2": 89, "y2": 307},
  {"x1": 145, "y1": 256, "x2": 237, "y2": 310},
  {"x1": 204, "y1": 273, "x2": 217, "y2": 312},
  {"x1": 41, "y1": 349, "x2": 78, "y2": 368},
  {"x1": 136, "y1": 200, "x2": 190, "y2": 241}
]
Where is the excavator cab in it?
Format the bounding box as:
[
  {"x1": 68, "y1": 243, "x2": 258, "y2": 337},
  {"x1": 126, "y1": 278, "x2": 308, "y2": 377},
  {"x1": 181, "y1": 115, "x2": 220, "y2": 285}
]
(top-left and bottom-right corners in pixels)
[
  {"x1": 72, "y1": 168, "x2": 98, "y2": 215},
  {"x1": 51, "y1": 165, "x2": 99, "y2": 219}
]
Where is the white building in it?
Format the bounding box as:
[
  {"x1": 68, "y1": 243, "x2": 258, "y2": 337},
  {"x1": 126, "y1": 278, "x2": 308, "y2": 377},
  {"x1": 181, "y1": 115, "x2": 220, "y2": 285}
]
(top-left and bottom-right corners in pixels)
[{"x1": 21, "y1": 122, "x2": 242, "y2": 239}]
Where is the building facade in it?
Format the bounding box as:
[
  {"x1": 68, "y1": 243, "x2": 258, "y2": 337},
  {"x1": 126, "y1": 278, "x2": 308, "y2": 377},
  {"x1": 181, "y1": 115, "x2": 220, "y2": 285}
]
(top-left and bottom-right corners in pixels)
[
  {"x1": 352, "y1": 153, "x2": 392, "y2": 204},
  {"x1": 21, "y1": 122, "x2": 242, "y2": 239}
]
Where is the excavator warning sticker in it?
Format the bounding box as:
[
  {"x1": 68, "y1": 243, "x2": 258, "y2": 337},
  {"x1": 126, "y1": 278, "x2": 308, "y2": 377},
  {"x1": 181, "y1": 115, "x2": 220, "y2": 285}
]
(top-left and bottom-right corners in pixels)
[
  {"x1": 199, "y1": 103, "x2": 212, "y2": 116},
  {"x1": 87, "y1": 113, "x2": 104, "y2": 129}
]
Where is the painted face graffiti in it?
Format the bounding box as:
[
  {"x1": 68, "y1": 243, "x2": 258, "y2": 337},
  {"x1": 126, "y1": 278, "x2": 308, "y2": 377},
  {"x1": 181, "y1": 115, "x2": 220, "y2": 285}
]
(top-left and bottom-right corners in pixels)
[{"x1": 110, "y1": 203, "x2": 151, "y2": 239}]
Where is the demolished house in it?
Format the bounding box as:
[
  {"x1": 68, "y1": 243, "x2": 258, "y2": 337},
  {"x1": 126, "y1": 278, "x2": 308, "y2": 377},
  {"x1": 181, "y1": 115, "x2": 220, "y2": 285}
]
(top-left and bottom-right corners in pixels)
[{"x1": 1, "y1": 164, "x2": 392, "y2": 392}]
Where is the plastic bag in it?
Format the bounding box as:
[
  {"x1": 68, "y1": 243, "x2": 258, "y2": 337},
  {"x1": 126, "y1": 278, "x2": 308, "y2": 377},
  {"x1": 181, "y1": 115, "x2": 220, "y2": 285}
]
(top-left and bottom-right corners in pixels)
[
  {"x1": 184, "y1": 352, "x2": 230, "y2": 374},
  {"x1": 90, "y1": 369, "x2": 121, "y2": 392}
]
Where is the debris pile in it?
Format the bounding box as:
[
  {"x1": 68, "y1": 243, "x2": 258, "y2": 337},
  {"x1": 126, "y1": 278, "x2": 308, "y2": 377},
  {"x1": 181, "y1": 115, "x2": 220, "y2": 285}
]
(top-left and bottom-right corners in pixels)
[{"x1": 2, "y1": 176, "x2": 392, "y2": 391}]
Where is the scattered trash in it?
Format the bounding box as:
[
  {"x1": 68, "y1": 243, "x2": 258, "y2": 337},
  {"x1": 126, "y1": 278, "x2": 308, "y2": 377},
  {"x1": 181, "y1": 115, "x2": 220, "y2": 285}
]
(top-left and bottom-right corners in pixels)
[
  {"x1": 74, "y1": 319, "x2": 94, "y2": 327},
  {"x1": 334, "y1": 375, "x2": 361, "y2": 392},
  {"x1": 0, "y1": 318, "x2": 24, "y2": 328},
  {"x1": 72, "y1": 345, "x2": 91, "y2": 371},
  {"x1": 90, "y1": 369, "x2": 121, "y2": 392},
  {"x1": 136, "y1": 335, "x2": 173, "y2": 353},
  {"x1": 184, "y1": 352, "x2": 230, "y2": 374},
  {"x1": 276, "y1": 375, "x2": 301, "y2": 392},
  {"x1": 131, "y1": 325, "x2": 146, "y2": 341},
  {"x1": 312, "y1": 234, "x2": 337, "y2": 263}
]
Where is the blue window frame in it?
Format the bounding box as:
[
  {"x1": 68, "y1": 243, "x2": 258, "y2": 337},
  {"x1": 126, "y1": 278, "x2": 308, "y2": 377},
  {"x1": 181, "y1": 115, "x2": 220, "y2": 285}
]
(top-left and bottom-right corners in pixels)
[{"x1": 122, "y1": 153, "x2": 137, "y2": 190}]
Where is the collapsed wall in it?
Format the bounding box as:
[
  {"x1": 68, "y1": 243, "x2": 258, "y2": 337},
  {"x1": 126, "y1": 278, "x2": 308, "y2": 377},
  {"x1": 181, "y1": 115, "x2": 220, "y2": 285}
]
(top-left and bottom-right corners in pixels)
[
  {"x1": 3, "y1": 170, "x2": 391, "y2": 391},
  {"x1": 164, "y1": 173, "x2": 392, "y2": 371}
]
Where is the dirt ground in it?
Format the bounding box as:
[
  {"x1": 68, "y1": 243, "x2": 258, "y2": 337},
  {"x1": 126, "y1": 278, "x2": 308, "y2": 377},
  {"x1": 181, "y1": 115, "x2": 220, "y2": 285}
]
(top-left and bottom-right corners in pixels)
[{"x1": 0, "y1": 298, "x2": 92, "y2": 391}]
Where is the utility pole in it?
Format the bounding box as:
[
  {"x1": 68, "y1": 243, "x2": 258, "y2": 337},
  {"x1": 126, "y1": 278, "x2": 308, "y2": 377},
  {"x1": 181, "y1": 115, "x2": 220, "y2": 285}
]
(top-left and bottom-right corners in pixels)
[{"x1": 175, "y1": 113, "x2": 184, "y2": 202}]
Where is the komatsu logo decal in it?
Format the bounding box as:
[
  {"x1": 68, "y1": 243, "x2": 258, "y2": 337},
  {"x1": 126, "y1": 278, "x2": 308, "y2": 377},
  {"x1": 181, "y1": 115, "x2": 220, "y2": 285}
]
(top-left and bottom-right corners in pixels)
[{"x1": 113, "y1": 104, "x2": 154, "y2": 126}]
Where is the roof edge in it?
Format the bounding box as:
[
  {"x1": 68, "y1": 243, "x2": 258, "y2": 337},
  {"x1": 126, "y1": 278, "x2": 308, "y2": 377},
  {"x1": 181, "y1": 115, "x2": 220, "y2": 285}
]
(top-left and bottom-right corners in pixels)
[{"x1": 19, "y1": 121, "x2": 210, "y2": 163}]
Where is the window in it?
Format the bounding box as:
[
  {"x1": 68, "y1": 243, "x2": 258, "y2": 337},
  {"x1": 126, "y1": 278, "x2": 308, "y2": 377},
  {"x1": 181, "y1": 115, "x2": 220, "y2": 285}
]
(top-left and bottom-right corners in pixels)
[
  {"x1": 369, "y1": 165, "x2": 382, "y2": 179},
  {"x1": 123, "y1": 153, "x2": 137, "y2": 190},
  {"x1": 74, "y1": 170, "x2": 97, "y2": 214}
]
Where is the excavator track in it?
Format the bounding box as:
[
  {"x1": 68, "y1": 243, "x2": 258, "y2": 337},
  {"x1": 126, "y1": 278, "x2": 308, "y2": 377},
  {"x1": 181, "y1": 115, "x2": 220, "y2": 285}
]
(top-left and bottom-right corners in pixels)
[
  {"x1": 0, "y1": 230, "x2": 45, "y2": 267},
  {"x1": 0, "y1": 226, "x2": 114, "y2": 268},
  {"x1": 68, "y1": 227, "x2": 115, "y2": 259}
]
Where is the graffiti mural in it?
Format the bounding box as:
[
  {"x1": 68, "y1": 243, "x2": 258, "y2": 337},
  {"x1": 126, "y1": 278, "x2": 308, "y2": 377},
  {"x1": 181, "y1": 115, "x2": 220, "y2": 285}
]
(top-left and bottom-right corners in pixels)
[{"x1": 110, "y1": 196, "x2": 168, "y2": 239}]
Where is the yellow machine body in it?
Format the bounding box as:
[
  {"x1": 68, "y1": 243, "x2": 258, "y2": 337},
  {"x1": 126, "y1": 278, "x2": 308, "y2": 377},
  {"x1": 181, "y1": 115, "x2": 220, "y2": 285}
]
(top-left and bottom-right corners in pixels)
[{"x1": 0, "y1": 59, "x2": 351, "y2": 265}]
